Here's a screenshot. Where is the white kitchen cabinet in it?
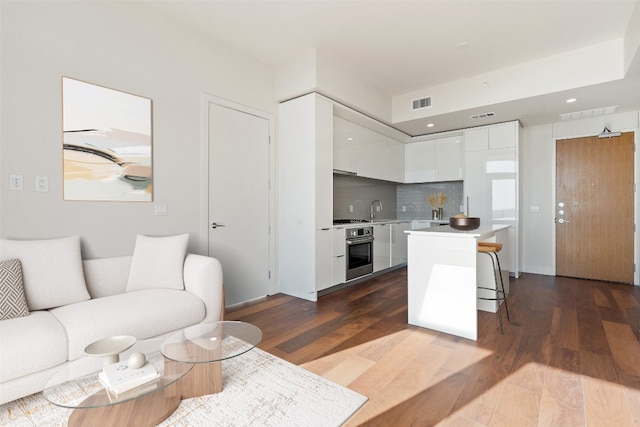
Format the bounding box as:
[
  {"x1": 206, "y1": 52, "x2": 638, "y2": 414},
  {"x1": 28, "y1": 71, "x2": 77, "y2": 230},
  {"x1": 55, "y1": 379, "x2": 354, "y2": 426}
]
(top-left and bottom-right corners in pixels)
[
  {"x1": 390, "y1": 222, "x2": 411, "y2": 266},
  {"x1": 278, "y1": 93, "x2": 334, "y2": 301},
  {"x1": 463, "y1": 127, "x2": 489, "y2": 152},
  {"x1": 333, "y1": 115, "x2": 405, "y2": 182},
  {"x1": 357, "y1": 138, "x2": 405, "y2": 182},
  {"x1": 331, "y1": 228, "x2": 346, "y2": 287},
  {"x1": 463, "y1": 120, "x2": 520, "y2": 277},
  {"x1": 435, "y1": 137, "x2": 463, "y2": 181},
  {"x1": 464, "y1": 122, "x2": 516, "y2": 152},
  {"x1": 412, "y1": 220, "x2": 431, "y2": 230},
  {"x1": 372, "y1": 223, "x2": 391, "y2": 272},
  {"x1": 404, "y1": 140, "x2": 435, "y2": 182},
  {"x1": 404, "y1": 135, "x2": 462, "y2": 183}
]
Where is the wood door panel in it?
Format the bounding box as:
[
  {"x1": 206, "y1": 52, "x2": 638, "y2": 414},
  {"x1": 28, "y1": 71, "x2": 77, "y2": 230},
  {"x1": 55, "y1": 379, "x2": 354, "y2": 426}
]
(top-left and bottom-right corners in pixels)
[{"x1": 556, "y1": 132, "x2": 634, "y2": 283}]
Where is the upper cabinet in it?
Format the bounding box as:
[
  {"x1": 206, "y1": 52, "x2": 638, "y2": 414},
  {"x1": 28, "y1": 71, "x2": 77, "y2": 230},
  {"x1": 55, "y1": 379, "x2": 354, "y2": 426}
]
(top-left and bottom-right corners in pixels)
[
  {"x1": 333, "y1": 115, "x2": 406, "y2": 183},
  {"x1": 464, "y1": 122, "x2": 516, "y2": 152},
  {"x1": 405, "y1": 135, "x2": 463, "y2": 183}
]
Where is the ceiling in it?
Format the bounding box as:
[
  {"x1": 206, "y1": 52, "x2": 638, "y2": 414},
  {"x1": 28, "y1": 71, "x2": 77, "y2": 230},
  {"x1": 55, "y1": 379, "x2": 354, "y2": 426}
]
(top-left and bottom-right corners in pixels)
[{"x1": 148, "y1": 0, "x2": 640, "y2": 136}]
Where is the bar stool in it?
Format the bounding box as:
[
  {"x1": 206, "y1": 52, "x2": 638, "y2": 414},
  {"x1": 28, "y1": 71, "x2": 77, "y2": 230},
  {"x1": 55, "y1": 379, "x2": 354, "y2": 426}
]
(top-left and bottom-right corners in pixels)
[{"x1": 477, "y1": 242, "x2": 510, "y2": 334}]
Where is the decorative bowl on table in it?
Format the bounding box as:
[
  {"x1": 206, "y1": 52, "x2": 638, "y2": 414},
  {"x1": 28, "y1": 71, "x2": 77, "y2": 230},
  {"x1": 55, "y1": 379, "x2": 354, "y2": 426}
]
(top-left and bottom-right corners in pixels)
[{"x1": 449, "y1": 216, "x2": 480, "y2": 231}]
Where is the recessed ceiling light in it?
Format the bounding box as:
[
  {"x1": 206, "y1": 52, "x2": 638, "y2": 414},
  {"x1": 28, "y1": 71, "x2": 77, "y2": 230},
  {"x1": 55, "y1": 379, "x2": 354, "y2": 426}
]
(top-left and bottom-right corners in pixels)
[
  {"x1": 456, "y1": 41, "x2": 471, "y2": 50},
  {"x1": 347, "y1": 137, "x2": 353, "y2": 141},
  {"x1": 566, "y1": 98, "x2": 577, "y2": 103},
  {"x1": 427, "y1": 123, "x2": 435, "y2": 128}
]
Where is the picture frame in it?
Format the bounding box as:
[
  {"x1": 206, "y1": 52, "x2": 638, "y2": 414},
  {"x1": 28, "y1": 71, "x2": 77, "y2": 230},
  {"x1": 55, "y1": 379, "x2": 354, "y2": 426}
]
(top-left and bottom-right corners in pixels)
[{"x1": 62, "y1": 77, "x2": 153, "y2": 201}]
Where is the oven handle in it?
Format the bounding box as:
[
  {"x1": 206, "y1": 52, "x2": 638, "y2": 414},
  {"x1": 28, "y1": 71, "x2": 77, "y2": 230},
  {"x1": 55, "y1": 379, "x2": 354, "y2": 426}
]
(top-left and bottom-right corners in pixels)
[{"x1": 346, "y1": 237, "x2": 374, "y2": 245}]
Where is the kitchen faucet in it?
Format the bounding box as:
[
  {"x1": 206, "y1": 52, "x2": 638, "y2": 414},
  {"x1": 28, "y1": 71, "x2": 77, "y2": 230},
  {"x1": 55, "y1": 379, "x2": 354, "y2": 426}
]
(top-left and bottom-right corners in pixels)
[{"x1": 370, "y1": 200, "x2": 383, "y2": 221}]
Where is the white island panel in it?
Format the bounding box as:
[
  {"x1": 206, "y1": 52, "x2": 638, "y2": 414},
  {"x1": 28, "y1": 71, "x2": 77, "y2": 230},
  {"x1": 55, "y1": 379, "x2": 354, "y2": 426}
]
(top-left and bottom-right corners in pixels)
[
  {"x1": 406, "y1": 224, "x2": 510, "y2": 341},
  {"x1": 408, "y1": 234, "x2": 478, "y2": 340}
]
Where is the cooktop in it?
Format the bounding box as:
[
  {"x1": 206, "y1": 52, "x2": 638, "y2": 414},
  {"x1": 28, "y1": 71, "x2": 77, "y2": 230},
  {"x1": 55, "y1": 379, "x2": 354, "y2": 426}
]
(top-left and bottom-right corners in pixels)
[{"x1": 333, "y1": 219, "x2": 370, "y2": 224}]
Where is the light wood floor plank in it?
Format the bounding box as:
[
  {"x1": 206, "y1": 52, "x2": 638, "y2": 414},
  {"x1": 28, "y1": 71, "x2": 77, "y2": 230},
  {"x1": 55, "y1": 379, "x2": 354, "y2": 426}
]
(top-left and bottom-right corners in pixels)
[
  {"x1": 583, "y1": 376, "x2": 633, "y2": 426},
  {"x1": 489, "y1": 382, "x2": 541, "y2": 426}
]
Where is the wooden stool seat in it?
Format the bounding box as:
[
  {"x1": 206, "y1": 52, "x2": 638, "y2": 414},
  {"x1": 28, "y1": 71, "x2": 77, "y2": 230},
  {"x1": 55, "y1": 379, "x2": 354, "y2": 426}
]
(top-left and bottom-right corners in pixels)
[
  {"x1": 477, "y1": 241, "x2": 509, "y2": 334},
  {"x1": 478, "y1": 242, "x2": 502, "y2": 252}
]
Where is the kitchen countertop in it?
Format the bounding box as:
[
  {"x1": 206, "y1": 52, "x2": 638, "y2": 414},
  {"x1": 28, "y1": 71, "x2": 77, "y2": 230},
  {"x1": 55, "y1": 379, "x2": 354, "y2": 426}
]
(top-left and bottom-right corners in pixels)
[
  {"x1": 406, "y1": 224, "x2": 511, "y2": 238},
  {"x1": 332, "y1": 219, "x2": 447, "y2": 228}
]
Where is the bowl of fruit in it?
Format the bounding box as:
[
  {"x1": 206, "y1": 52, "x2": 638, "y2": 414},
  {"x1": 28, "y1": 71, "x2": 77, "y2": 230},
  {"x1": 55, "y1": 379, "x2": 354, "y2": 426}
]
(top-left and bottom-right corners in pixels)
[{"x1": 449, "y1": 214, "x2": 480, "y2": 231}]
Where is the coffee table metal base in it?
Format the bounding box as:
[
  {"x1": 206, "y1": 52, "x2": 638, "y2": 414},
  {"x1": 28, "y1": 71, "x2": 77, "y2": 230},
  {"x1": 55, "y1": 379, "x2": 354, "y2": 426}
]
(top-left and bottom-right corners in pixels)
[{"x1": 67, "y1": 391, "x2": 180, "y2": 427}]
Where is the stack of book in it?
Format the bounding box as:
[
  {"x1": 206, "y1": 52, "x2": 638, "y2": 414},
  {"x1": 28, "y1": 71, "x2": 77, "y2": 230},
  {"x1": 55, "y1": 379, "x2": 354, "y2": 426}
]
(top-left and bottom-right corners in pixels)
[{"x1": 98, "y1": 358, "x2": 159, "y2": 396}]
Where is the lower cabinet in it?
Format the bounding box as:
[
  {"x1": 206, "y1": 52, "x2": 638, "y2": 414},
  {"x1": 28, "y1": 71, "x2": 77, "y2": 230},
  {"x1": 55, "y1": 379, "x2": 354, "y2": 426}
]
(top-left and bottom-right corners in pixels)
[
  {"x1": 373, "y1": 224, "x2": 391, "y2": 272},
  {"x1": 391, "y1": 222, "x2": 411, "y2": 265},
  {"x1": 331, "y1": 228, "x2": 346, "y2": 287}
]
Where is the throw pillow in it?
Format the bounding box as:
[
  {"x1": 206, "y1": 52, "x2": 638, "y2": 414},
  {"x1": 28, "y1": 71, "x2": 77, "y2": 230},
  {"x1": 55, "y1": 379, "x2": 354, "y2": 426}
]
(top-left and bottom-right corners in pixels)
[
  {"x1": 0, "y1": 258, "x2": 29, "y2": 320},
  {"x1": 0, "y1": 236, "x2": 90, "y2": 310},
  {"x1": 126, "y1": 234, "x2": 189, "y2": 292}
]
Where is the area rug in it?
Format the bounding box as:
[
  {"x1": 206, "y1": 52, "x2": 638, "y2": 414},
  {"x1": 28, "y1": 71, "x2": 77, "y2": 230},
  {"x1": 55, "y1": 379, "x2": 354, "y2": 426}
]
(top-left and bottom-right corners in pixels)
[{"x1": 0, "y1": 346, "x2": 367, "y2": 426}]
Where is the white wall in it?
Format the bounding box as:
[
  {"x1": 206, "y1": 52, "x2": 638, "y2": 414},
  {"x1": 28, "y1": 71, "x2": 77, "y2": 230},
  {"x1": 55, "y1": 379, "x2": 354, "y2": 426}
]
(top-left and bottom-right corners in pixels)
[
  {"x1": 0, "y1": 1, "x2": 276, "y2": 258},
  {"x1": 275, "y1": 49, "x2": 392, "y2": 124},
  {"x1": 520, "y1": 111, "x2": 640, "y2": 284}
]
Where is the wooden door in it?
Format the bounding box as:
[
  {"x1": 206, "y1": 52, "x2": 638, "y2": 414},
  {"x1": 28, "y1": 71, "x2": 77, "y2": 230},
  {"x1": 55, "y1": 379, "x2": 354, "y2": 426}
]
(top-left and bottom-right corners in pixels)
[
  {"x1": 208, "y1": 101, "x2": 272, "y2": 306},
  {"x1": 556, "y1": 132, "x2": 634, "y2": 283}
]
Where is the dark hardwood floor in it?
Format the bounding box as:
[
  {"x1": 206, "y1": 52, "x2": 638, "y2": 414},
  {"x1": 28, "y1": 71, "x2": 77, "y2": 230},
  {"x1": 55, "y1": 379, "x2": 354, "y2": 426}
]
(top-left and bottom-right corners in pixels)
[{"x1": 226, "y1": 268, "x2": 640, "y2": 426}]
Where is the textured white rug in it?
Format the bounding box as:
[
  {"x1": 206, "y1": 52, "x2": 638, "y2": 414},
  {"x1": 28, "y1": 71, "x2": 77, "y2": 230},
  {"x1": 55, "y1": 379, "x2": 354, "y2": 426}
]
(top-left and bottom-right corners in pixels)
[{"x1": 0, "y1": 346, "x2": 367, "y2": 426}]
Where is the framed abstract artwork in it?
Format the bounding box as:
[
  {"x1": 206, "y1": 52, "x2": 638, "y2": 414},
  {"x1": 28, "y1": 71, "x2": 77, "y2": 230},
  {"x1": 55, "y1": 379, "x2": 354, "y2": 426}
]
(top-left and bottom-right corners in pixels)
[{"x1": 62, "y1": 77, "x2": 153, "y2": 201}]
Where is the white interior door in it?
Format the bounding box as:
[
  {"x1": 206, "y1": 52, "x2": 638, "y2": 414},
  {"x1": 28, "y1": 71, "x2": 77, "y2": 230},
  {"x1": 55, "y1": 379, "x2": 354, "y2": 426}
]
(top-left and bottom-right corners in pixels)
[{"x1": 208, "y1": 101, "x2": 271, "y2": 306}]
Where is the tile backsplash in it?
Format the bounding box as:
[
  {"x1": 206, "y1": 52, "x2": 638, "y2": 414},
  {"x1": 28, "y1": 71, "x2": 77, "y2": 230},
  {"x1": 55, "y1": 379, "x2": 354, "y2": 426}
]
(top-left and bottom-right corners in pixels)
[
  {"x1": 333, "y1": 175, "x2": 464, "y2": 221},
  {"x1": 396, "y1": 181, "x2": 464, "y2": 220}
]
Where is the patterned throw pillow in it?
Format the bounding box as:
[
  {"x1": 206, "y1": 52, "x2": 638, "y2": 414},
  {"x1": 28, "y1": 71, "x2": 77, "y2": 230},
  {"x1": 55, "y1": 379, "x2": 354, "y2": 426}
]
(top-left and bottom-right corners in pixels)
[{"x1": 0, "y1": 258, "x2": 29, "y2": 320}]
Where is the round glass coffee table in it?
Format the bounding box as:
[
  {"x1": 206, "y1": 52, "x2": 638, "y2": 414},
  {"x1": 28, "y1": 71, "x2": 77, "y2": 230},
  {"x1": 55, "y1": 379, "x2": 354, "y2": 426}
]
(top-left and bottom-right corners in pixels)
[
  {"x1": 43, "y1": 340, "x2": 194, "y2": 427},
  {"x1": 161, "y1": 321, "x2": 262, "y2": 398}
]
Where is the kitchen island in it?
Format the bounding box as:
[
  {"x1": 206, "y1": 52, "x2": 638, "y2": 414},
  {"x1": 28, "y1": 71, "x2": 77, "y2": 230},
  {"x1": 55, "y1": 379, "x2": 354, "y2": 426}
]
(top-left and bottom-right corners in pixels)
[{"x1": 405, "y1": 224, "x2": 510, "y2": 340}]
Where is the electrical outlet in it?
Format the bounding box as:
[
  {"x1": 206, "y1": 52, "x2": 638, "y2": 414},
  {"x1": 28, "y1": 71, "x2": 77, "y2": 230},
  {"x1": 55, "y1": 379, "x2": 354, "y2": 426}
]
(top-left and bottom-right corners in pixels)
[
  {"x1": 35, "y1": 176, "x2": 48, "y2": 192},
  {"x1": 402, "y1": 206, "x2": 406, "y2": 212},
  {"x1": 10, "y1": 174, "x2": 23, "y2": 191},
  {"x1": 349, "y1": 205, "x2": 353, "y2": 212}
]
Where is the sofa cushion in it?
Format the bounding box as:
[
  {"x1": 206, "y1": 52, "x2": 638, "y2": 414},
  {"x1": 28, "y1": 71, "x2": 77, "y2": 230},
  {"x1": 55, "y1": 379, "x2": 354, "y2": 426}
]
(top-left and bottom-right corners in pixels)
[
  {"x1": 126, "y1": 234, "x2": 188, "y2": 292},
  {"x1": 0, "y1": 311, "x2": 68, "y2": 382},
  {"x1": 0, "y1": 258, "x2": 29, "y2": 320},
  {"x1": 83, "y1": 256, "x2": 132, "y2": 299},
  {"x1": 0, "y1": 236, "x2": 90, "y2": 310},
  {"x1": 50, "y1": 288, "x2": 205, "y2": 360}
]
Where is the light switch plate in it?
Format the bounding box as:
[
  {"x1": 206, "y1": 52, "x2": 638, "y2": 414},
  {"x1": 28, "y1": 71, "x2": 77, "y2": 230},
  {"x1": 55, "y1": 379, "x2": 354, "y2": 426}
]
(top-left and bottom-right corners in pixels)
[
  {"x1": 528, "y1": 205, "x2": 541, "y2": 213},
  {"x1": 154, "y1": 203, "x2": 168, "y2": 216}
]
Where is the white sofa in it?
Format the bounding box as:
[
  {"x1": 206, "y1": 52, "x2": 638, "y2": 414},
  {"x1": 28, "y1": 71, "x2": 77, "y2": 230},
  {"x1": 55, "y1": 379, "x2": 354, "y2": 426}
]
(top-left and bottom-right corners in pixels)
[{"x1": 0, "y1": 235, "x2": 224, "y2": 404}]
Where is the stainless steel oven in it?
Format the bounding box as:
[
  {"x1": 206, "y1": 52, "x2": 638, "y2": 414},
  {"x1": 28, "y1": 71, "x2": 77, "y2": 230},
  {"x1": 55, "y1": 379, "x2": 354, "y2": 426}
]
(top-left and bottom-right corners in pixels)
[{"x1": 346, "y1": 226, "x2": 373, "y2": 280}]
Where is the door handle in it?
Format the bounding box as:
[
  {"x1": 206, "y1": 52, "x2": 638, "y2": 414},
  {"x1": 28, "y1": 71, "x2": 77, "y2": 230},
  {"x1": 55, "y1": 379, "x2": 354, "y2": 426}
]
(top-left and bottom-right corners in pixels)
[
  {"x1": 557, "y1": 218, "x2": 570, "y2": 224},
  {"x1": 211, "y1": 222, "x2": 226, "y2": 229}
]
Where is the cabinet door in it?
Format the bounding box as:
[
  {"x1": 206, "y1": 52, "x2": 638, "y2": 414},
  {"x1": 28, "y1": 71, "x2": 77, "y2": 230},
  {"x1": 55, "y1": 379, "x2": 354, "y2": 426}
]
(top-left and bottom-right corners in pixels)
[
  {"x1": 358, "y1": 139, "x2": 405, "y2": 182},
  {"x1": 435, "y1": 137, "x2": 463, "y2": 181},
  {"x1": 315, "y1": 97, "x2": 334, "y2": 230},
  {"x1": 489, "y1": 122, "x2": 517, "y2": 149},
  {"x1": 316, "y1": 229, "x2": 333, "y2": 291},
  {"x1": 391, "y1": 222, "x2": 411, "y2": 266},
  {"x1": 464, "y1": 127, "x2": 489, "y2": 152},
  {"x1": 331, "y1": 228, "x2": 346, "y2": 286},
  {"x1": 373, "y1": 224, "x2": 391, "y2": 272},
  {"x1": 405, "y1": 140, "x2": 435, "y2": 182}
]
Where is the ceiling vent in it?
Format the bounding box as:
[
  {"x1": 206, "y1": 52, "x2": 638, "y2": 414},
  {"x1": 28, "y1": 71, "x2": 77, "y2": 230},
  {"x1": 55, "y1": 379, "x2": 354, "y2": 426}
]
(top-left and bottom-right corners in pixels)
[
  {"x1": 559, "y1": 105, "x2": 618, "y2": 121},
  {"x1": 470, "y1": 112, "x2": 495, "y2": 120},
  {"x1": 412, "y1": 97, "x2": 432, "y2": 110}
]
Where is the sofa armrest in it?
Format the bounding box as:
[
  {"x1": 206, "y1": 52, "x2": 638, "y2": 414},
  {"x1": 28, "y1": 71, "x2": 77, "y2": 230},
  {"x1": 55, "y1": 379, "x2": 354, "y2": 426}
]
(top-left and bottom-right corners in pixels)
[{"x1": 183, "y1": 254, "x2": 224, "y2": 322}]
